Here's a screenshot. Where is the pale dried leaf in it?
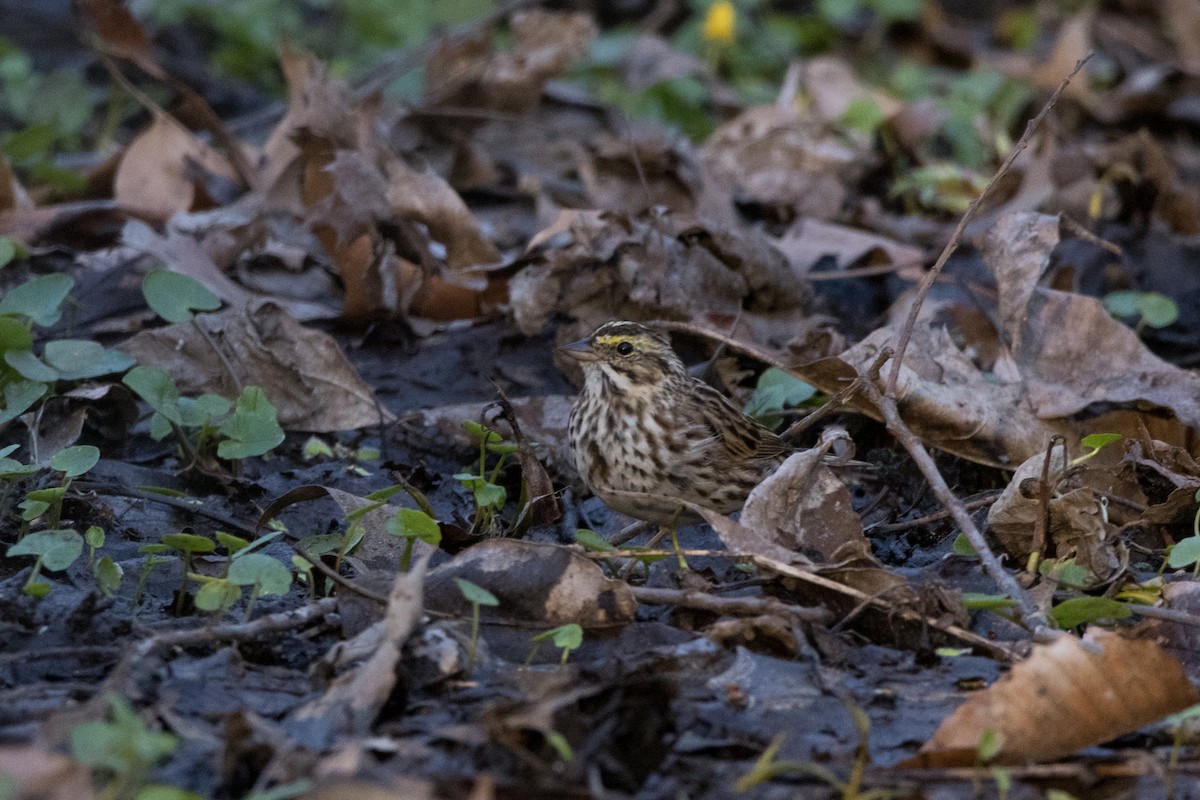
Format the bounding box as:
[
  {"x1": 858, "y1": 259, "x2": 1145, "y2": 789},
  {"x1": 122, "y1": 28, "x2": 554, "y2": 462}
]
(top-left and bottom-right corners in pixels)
[
  {"x1": 424, "y1": 539, "x2": 637, "y2": 628},
  {"x1": 910, "y1": 629, "x2": 1200, "y2": 766},
  {"x1": 118, "y1": 301, "x2": 391, "y2": 432}
]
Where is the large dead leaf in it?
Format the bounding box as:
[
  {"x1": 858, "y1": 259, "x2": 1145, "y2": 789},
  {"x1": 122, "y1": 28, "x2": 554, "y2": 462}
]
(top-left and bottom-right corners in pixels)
[
  {"x1": 905, "y1": 629, "x2": 1200, "y2": 766},
  {"x1": 991, "y1": 213, "x2": 1200, "y2": 430},
  {"x1": 987, "y1": 444, "x2": 1138, "y2": 585},
  {"x1": 425, "y1": 10, "x2": 596, "y2": 114},
  {"x1": 113, "y1": 110, "x2": 239, "y2": 220},
  {"x1": 424, "y1": 539, "x2": 636, "y2": 629},
  {"x1": 511, "y1": 210, "x2": 809, "y2": 341},
  {"x1": 119, "y1": 301, "x2": 390, "y2": 432},
  {"x1": 739, "y1": 450, "x2": 870, "y2": 565},
  {"x1": 833, "y1": 212, "x2": 1200, "y2": 467}
]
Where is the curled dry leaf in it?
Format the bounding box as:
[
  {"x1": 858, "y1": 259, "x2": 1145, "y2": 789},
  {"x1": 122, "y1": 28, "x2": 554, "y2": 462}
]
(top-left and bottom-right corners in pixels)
[
  {"x1": 905, "y1": 628, "x2": 1200, "y2": 767},
  {"x1": 990, "y1": 213, "x2": 1200, "y2": 438},
  {"x1": 700, "y1": 61, "x2": 879, "y2": 222},
  {"x1": 740, "y1": 450, "x2": 870, "y2": 564},
  {"x1": 739, "y1": 450, "x2": 908, "y2": 598},
  {"x1": 114, "y1": 110, "x2": 239, "y2": 220},
  {"x1": 986, "y1": 443, "x2": 1138, "y2": 584},
  {"x1": 425, "y1": 10, "x2": 597, "y2": 114},
  {"x1": 835, "y1": 212, "x2": 1200, "y2": 468},
  {"x1": 511, "y1": 210, "x2": 809, "y2": 341},
  {"x1": 424, "y1": 539, "x2": 637, "y2": 628},
  {"x1": 119, "y1": 301, "x2": 391, "y2": 432}
]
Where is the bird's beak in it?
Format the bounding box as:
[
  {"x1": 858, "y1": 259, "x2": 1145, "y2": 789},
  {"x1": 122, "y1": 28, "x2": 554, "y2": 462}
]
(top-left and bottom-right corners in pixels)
[{"x1": 558, "y1": 337, "x2": 599, "y2": 362}]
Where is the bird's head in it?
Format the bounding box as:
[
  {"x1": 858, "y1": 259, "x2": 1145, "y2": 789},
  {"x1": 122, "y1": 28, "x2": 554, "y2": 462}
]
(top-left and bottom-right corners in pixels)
[{"x1": 559, "y1": 321, "x2": 685, "y2": 391}]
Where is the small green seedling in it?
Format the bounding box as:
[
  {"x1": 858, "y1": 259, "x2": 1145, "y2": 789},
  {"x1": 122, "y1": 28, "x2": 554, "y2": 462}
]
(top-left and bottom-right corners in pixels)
[
  {"x1": 1166, "y1": 488, "x2": 1200, "y2": 576},
  {"x1": 162, "y1": 533, "x2": 216, "y2": 613},
  {"x1": 83, "y1": 525, "x2": 122, "y2": 597},
  {"x1": 454, "y1": 577, "x2": 499, "y2": 677},
  {"x1": 123, "y1": 365, "x2": 283, "y2": 472},
  {"x1": 1047, "y1": 596, "x2": 1131, "y2": 630},
  {"x1": 84, "y1": 525, "x2": 104, "y2": 568},
  {"x1": 227, "y1": 552, "x2": 292, "y2": 620},
  {"x1": 1036, "y1": 557, "x2": 1089, "y2": 590},
  {"x1": 135, "y1": 544, "x2": 172, "y2": 604},
  {"x1": 1071, "y1": 433, "x2": 1121, "y2": 466},
  {"x1": 191, "y1": 575, "x2": 242, "y2": 614},
  {"x1": 530, "y1": 623, "x2": 583, "y2": 668},
  {"x1": 454, "y1": 420, "x2": 518, "y2": 534},
  {"x1": 1103, "y1": 290, "x2": 1178, "y2": 333},
  {"x1": 386, "y1": 508, "x2": 441, "y2": 571},
  {"x1": 1164, "y1": 703, "x2": 1200, "y2": 796},
  {"x1": 19, "y1": 444, "x2": 100, "y2": 529},
  {"x1": 6, "y1": 528, "x2": 83, "y2": 597},
  {"x1": 743, "y1": 368, "x2": 817, "y2": 429},
  {"x1": 70, "y1": 693, "x2": 180, "y2": 800},
  {"x1": 974, "y1": 729, "x2": 1007, "y2": 798},
  {"x1": 142, "y1": 269, "x2": 221, "y2": 324},
  {"x1": 217, "y1": 386, "x2": 285, "y2": 461},
  {"x1": 574, "y1": 528, "x2": 667, "y2": 576}
]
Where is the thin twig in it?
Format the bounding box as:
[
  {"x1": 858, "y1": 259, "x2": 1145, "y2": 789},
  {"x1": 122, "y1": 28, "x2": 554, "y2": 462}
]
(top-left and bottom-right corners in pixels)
[
  {"x1": 293, "y1": 543, "x2": 389, "y2": 605},
  {"x1": 885, "y1": 53, "x2": 1094, "y2": 397},
  {"x1": 630, "y1": 585, "x2": 831, "y2": 624},
  {"x1": 857, "y1": 348, "x2": 1049, "y2": 635},
  {"x1": 72, "y1": 481, "x2": 258, "y2": 536},
  {"x1": 867, "y1": 493, "x2": 1000, "y2": 533},
  {"x1": 1127, "y1": 603, "x2": 1200, "y2": 630}
]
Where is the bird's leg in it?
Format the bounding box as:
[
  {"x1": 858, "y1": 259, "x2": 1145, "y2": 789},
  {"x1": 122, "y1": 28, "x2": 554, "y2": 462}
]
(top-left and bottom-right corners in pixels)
[{"x1": 644, "y1": 507, "x2": 688, "y2": 569}]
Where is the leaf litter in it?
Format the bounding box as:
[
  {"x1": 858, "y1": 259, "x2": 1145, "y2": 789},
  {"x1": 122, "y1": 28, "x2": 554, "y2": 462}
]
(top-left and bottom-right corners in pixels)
[{"x1": 3, "y1": 2, "x2": 1200, "y2": 799}]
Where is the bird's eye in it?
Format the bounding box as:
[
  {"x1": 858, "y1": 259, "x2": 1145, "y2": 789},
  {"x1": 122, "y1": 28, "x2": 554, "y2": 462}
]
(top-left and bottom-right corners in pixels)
[{"x1": 616, "y1": 341, "x2": 634, "y2": 356}]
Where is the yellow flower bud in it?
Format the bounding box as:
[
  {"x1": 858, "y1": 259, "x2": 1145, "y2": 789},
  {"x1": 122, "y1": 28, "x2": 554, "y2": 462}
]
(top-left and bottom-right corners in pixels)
[{"x1": 703, "y1": 0, "x2": 736, "y2": 46}]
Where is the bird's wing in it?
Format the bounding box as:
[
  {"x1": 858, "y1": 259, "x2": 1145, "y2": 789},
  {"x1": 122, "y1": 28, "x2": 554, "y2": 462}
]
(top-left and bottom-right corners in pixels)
[{"x1": 682, "y1": 380, "x2": 791, "y2": 465}]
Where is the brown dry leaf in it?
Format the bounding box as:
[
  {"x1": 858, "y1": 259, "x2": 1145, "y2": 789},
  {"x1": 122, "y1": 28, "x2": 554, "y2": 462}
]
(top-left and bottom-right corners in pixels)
[
  {"x1": 986, "y1": 444, "x2": 1137, "y2": 585},
  {"x1": 511, "y1": 210, "x2": 809, "y2": 341},
  {"x1": 118, "y1": 301, "x2": 391, "y2": 432},
  {"x1": 425, "y1": 10, "x2": 596, "y2": 114},
  {"x1": 259, "y1": 48, "x2": 359, "y2": 196},
  {"x1": 834, "y1": 212, "x2": 1200, "y2": 467},
  {"x1": 113, "y1": 110, "x2": 239, "y2": 220},
  {"x1": 740, "y1": 450, "x2": 870, "y2": 565},
  {"x1": 0, "y1": 745, "x2": 95, "y2": 800},
  {"x1": 991, "y1": 213, "x2": 1200, "y2": 429},
  {"x1": 384, "y1": 157, "x2": 501, "y2": 271},
  {"x1": 289, "y1": 556, "x2": 428, "y2": 740},
  {"x1": 804, "y1": 56, "x2": 902, "y2": 128},
  {"x1": 905, "y1": 629, "x2": 1200, "y2": 766},
  {"x1": 73, "y1": 0, "x2": 161, "y2": 76},
  {"x1": 770, "y1": 218, "x2": 924, "y2": 274},
  {"x1": 1029, "y1": 6, "x2": 1105, "y2": 114},
  {"x1": 424, "y1": 539, "x2": 637, "y2": 628},
  {"x1": 700, "y1": 82, "x2": 873, "y2": 221}
]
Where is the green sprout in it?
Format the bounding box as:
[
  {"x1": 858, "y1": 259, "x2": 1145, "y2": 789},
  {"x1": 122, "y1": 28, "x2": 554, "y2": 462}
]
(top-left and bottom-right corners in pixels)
[
  {"x1": 5, "y1": 528, "x2": 83, "y2": 597},
  {"x1": 386, "y1": 507, "x2": 441, "y2": 572},
  {"x1": 1071, "y1": 433, "x2": 1121, "y2": 466},
  {"x1": 530, "y1": 623, "x2": 583, "y2": 668},
  {"x1": 70, "y1": 694, "x2": 183, "y2": 800},
  {"x1": 1103, "y1": 290, "x2": 1178, "y2": 334},
  {"x1": 454, "y1": 577, "x2": 499, "y2": 677},
  {"x1": 454, "y1": 419, "x2": 517, "y2": 535}
]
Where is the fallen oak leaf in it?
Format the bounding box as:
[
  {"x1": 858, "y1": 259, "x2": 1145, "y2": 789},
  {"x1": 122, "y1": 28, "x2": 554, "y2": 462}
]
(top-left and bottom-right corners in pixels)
[{"x1": 901, "y1": 628, "x2": 1200, "y2": 767}]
